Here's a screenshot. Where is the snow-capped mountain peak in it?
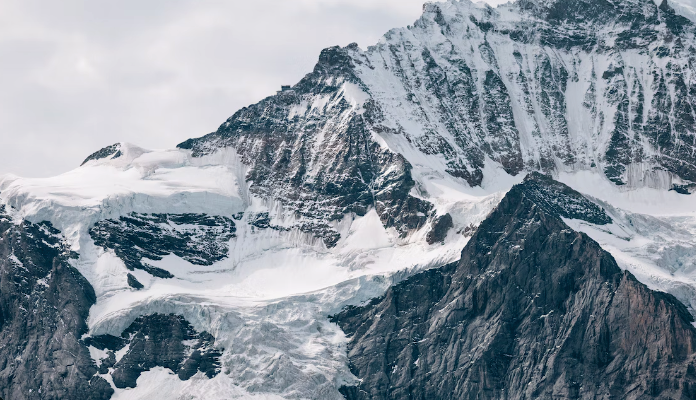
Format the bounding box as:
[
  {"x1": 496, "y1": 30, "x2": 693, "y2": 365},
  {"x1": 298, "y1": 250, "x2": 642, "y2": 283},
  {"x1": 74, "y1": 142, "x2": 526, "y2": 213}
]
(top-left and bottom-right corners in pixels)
[{"x1": 2, "y1": 0, "x2": 696, "y2": 398}]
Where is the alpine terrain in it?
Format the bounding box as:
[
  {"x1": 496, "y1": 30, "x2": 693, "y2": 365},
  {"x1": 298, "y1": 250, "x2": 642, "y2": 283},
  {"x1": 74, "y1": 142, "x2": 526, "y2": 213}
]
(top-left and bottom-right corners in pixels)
[{"x1": 2, "y1": 0, "x2": 696, "y2": 398}]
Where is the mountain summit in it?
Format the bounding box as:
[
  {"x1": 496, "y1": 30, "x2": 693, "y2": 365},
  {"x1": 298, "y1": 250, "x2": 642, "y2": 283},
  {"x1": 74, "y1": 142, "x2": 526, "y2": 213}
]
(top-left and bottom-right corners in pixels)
[{"x1": 1, "y1": 0, "x2": 696, "y2": 399}]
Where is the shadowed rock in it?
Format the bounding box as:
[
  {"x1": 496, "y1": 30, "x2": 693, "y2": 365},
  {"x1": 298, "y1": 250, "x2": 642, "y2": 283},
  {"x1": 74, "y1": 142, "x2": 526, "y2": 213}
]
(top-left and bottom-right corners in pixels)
[
  {"x1": 332, "y1": 174, "x2": 696, "y2": 399},
  {"x1": 0, "y1": 206, "x2": 113, "y2": 400},
  {"x1": 90, "y1": 212, "x2": 236, "y2": 279},
  {"x1": 86, "y1": 313, "x2": 222, "y2": 389},
  {"x1": 426, "y1": 213, "x2": 454, "y2": 244},
  {"x1": 80, "y1": 143, "x2": 122, "y2": 166}
]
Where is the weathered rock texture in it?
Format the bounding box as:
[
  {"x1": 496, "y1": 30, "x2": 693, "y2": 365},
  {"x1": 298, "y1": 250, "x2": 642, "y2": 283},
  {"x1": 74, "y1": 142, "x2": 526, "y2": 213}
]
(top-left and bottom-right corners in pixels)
[
  {"x1": 90, "y1": 212, "x2": 236, "y2": 279},
  {"x1": 176, "y1": 0, "x2": 696, "y2": 250},
  {"x1": 0, "y1": 205, "x2": 113, "y2": 400},
  {"x1": 177, "y1": 45, "x2": 434, "y2": 245},
  {"x1": 333, "y1": 174, "x2": 696, "y2": 399},
  {"x1": 426, "y1": 213, "x2": 454, "y2": 244},
  {"x1": 85, "y1": 313, "x2": 222, "y2": 389},
  {"x1": 81, "y1": 143, "x2": 122, "y2": 166},
  {"x1": 4, "y1": 0, "x2": 696, "y2": 397}
]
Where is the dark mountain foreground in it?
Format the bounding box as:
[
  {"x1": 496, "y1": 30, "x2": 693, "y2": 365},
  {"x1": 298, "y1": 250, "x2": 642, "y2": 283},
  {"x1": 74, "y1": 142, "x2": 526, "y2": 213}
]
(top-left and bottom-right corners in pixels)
[{"x1": 333, "y1": 173, "x2": 696, "y2": 399}]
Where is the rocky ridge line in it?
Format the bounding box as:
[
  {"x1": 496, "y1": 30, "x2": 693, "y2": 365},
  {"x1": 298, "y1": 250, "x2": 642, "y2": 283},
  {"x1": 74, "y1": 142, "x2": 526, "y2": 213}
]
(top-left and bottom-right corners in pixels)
[{"x1": 332, "y1": 173, "x2": 696, "y2": 399}]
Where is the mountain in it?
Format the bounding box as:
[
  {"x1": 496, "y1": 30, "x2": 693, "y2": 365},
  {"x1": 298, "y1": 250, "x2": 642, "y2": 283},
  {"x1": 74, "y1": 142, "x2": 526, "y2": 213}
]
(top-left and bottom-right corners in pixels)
[
  {"x1": 332, "y1": 173, "x2": 696, "y2": 399},
  {"x1": 0, "y1": 0, "x2": 696, "y2": 398},
  {"x1": 0, "y1": 206, "x2": 112, "y2": 399}
]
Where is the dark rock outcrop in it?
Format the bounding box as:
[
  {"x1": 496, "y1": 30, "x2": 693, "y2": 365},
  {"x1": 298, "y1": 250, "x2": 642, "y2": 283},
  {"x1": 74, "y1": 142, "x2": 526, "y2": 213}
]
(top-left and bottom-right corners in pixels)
[
  {"x1": 518, "y1": 172, "x2": 612, "y2": 225},
  {"x1": 126, "y1": 273, "x2": 144, "y2": 289},
  {"x1": 90, "y1": 213, "x2": 236, "y2": 279},
  {"x1": 177, "y1": 46, "x2": 434, "y2": 246},
  {"x1": 84, "y1": 313, "x2": 222, "y2": 389},
  {"x1": 332, "y1": 174, "x2": 696, "y2": 399},
  {"x1": 0, "y1": 205, "x2": 113, "y2": 400},
  {"x1": 426, "y1": 213, "x2": 454, "y2": 244},
  {"x1": 81, "y1": 143, "x2": 122, "y2": 166},
  {"x1": 672, "y1": 182, "x2": 695, "y2": 194}
]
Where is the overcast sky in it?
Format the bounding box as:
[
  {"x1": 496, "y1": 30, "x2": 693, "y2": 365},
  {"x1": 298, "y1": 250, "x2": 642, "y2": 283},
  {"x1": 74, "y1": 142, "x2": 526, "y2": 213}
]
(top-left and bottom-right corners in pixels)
[
  {"x1": 0, "y1": 0, "x2": 444, "y2": 177},
  {"x1": 1, "y1": 0, "x2": 686, "y2": 177}
]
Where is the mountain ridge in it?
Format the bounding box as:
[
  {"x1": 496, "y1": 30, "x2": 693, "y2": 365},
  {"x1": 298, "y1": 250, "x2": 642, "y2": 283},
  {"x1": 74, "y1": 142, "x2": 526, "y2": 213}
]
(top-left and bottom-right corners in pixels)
[
  {"x1": 333, "y1": 173, "x2": 696, "y2": 399},
  {"x1": 1, "y1": 0, "x2": 696, "y2": 398},
  {"x1": 172, "y1": 0, "x2": 696, "y2": 249}
]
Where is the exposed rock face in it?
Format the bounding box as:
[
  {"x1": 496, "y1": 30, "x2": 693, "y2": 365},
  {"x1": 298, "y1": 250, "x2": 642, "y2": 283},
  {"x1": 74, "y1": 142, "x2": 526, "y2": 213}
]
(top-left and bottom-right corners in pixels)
[
  {"x1": 355, "y1": 0, "x2": 696, "y2": 188},
  {"x1": 177, "y1": 0, "x2": 696, "y2": 249},
  {"x1": 426, "y1": 213, "x2": 454, "y2": 244},
  {"x1": 90, "y1": 213, "x2": 236, "y2": 278},
  {"x1": 81, "y1": 143, "x2": 122, "y2": 166},
  {"x1": 333, "y1": 174, "x2": 696, "y2": 399},
  {"x1": 126, "y1": 273, "x2": 144, "y2": 289},
  {"x1": 84, "y1": 314, "x2": 222, "y2": 389},
  {"x1": 4, "y1": 0, "x2": 696, "y2": 398},
  {"x1": 178, "y1": 45, "x2": 434, "y2": 246},
  {"x1": 0, "y1": 205, "x2": 113, "y2": 400},
  {"x1": 518, "y1": 172, "x2": 612, "y2": 225}
]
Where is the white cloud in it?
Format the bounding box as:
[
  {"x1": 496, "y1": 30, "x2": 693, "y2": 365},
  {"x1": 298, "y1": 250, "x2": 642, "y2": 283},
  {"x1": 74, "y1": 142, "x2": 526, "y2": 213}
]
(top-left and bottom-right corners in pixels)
[
  {"x1": 20, "y1": 0, "x2": 695, "y2": 176},
  {"x1": 0, "y1": 0, "x2": 446, "y2": 177}
]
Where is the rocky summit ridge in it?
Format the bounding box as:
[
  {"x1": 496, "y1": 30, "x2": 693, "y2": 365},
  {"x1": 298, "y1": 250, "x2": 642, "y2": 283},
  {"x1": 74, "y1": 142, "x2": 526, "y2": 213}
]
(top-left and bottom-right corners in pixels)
[
  {"x1": 333, "y1": 173, "x2": 696, "y2": 399},
  {"x1": 1, "y1": 0, "x2": 696, "y2": 399},
  {"x1": 174, "y1": 0, "x2": 696, "y2": 247}
]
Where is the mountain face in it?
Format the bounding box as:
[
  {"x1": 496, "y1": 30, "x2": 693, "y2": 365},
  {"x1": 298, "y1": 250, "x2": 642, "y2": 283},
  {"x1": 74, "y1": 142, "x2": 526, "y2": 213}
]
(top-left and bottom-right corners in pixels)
[
  {"x1": 179, "y1": 0, "x2": 696, "y2": 246},
  {"x1": 0, "y1": 206, "x2": 113, "y2": 400},
  {"x1": 333, "y1": 173, "x2": 696, "y2": 399},
  {"x1": 84, "y1": 314, "x2": 222, "y2": 389},
  {"x1": 90, "y1": 213, "x2": 238, "y2": 281},
  {"x1": 1, "y1": 0, "x2": 696, "y2": 399}
]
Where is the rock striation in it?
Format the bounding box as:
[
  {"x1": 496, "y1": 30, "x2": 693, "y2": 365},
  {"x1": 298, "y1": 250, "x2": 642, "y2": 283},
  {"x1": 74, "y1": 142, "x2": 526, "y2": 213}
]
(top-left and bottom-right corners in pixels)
[
  {"x1": 90, "y1": 213, "x2": 237, "y2": 279},
  {"x1": 0, "y1": 205, "x2": 113, "y2": 400},
  {"x1": 84, "y1": 313, "x2": 222, "y2": 389},
  {"x1": 333, "y1": 173, "x2": 696, "y2": 399},
  {"x1": 177, "y1": 0, "x2": 696, "y2": 251},
  {"x1": 3, "y1": 0, "x2": 696, "y2": 398}
]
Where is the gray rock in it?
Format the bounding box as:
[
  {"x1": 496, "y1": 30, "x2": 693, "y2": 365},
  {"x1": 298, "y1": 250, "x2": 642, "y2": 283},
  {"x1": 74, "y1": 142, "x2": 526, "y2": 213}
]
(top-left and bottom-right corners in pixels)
[
  {"x1": 0, "y1": 205, "x2": 112, "y2": 400},
  {"x1": 426, "y1": 213, "x2": 454, "y2": 245},
  {"x1": 177, "y1": 46, "x2": 435, "y2": 245},
  {"x1": 81, "y1": 143, "x2": 122, "y2": 166},
  {"x1": 90, "y1": 213, "x2": 236, "y2": 279},
  {"x1": 85, "y1": 313, "x2": 222, "y2": 389},
  {"x1": 333, "y1": 174, "x2": 696, "y2": 399}
]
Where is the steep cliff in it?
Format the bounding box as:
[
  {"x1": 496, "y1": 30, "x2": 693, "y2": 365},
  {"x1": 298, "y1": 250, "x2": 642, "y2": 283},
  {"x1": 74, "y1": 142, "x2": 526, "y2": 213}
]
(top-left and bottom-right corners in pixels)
[
  {"x1": 333, "y1": 173, "x2": 696, "y2": 399},
  {"x1": 1, "y1": 0, "x2": 696, "y2": 398},
  {"x1": 179, "y1": 0, "x2": 696, "y2": 250},
  {"x1": 0, "y1": 205, "x2": 113, "y2": 400}
]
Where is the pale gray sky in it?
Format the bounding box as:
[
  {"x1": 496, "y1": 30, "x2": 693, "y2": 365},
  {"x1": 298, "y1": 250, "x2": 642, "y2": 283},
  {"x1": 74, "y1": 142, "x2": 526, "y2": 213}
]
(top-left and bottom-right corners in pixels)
[
  {"x1": 1, "y1": 0, "x2": 686, "y2": 177},
  {"x1": 0, "y1": 0, "x2": 447, "y2": 177}
]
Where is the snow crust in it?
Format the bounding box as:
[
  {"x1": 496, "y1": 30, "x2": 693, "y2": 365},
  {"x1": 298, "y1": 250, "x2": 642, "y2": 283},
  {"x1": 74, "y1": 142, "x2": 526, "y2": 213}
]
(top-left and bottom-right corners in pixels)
[
  {"x1": 3, "y1": 140, "x2": 696, "y2": 400},
  {"x1": 2, "y1": 0, "x2": 696, "y2": 397},
  {"x1": 0, "y1": 145, "x2": 246, "y2": 249},
  {"x1": 0, "y1": 141, "x2": 508, "y2": 399}
]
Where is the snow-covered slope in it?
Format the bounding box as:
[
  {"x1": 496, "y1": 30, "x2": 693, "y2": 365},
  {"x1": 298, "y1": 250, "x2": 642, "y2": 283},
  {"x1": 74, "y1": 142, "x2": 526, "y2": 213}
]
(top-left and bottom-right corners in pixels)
[
  {"x1": 354, "y1": 0, "x2": 696, "y2": 189},
  {"x1": 1, "y1": 0, "x2": 696, "y2": 398},
  {"x1": 0, "y1": 141, "x2": 507, "y2": 399}
]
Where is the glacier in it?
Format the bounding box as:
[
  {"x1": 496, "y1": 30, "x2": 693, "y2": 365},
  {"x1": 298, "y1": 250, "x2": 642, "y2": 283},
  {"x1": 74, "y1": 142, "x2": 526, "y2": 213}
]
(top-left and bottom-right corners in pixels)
[
  {"x1": 1, "y1": 0, "x2": 696, "y2": 398},
  {"x1": 0, "y1": 142, "x2": 506, "y2": 399}
]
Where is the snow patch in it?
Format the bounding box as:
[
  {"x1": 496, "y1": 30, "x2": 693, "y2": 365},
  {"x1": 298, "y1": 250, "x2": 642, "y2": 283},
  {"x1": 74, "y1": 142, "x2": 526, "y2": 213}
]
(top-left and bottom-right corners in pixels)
[{"x1": 88, "y1": 346, "x2": 110, "y2": 367}]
